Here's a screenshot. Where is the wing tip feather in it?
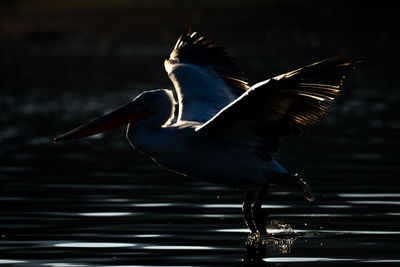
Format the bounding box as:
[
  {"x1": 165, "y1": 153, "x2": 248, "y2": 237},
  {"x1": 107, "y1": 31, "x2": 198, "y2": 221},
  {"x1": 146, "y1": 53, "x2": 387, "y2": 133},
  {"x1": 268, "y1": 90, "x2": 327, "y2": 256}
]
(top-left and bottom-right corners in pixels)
[{"x1": 167, "y1": 28, "x2": 250, "y2": 95}]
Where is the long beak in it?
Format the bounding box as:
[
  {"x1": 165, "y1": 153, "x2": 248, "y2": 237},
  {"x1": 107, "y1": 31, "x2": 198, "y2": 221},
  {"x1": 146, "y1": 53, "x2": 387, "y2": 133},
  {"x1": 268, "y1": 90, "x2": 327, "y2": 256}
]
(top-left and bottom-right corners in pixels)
[{"x1": 54, "y1": 101, "x2": 154, "y2": 143}]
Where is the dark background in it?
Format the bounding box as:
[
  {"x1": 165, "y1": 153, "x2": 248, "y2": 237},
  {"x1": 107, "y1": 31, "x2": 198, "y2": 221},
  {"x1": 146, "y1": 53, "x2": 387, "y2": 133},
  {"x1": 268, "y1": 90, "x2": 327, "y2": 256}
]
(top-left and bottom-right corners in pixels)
[{"x1": 1, "y1": 0, "x2": 397, "y2": 90}]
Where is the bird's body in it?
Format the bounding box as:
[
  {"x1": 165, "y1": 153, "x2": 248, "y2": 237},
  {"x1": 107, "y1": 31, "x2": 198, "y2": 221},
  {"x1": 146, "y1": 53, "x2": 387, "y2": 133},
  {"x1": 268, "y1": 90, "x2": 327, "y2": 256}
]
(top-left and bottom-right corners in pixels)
[
  {"x1": 55, "y1": 29, "x2": 363, "y2": 236},
  {"x1": 127, "y1": 88, "x2": 288, "y2": 189}
]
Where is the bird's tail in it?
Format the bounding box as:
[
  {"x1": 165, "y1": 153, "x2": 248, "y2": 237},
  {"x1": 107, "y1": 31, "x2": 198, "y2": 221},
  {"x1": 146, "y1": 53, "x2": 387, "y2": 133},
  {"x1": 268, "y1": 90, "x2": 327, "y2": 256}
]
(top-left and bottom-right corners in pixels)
[{"x1": 268, "y1": 172, "x2": 315, "y2": 202}]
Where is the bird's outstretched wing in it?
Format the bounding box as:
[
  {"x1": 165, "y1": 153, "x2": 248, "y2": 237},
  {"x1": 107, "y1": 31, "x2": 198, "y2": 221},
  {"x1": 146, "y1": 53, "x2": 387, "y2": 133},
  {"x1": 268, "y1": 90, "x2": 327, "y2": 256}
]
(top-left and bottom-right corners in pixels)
[
  {"x1": 196, "y1": 56, "x2": 363, "y2": 153},
  {"x1": 165, "y1": 29, "x2": 249, "y2": 123}
]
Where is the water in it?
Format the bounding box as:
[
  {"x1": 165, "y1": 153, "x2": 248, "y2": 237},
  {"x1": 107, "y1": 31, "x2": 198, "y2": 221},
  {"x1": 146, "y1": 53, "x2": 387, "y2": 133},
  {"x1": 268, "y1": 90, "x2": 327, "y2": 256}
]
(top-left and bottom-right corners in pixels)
[{"x1": 3, "y1": 168, "x2": 400, "y2": 266}]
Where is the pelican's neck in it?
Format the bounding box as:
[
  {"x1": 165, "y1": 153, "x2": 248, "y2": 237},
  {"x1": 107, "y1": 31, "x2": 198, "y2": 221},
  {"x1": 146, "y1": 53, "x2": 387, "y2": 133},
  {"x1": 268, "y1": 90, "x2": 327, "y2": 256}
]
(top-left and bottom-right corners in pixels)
[
  {"x1": 126, "y1": 89, "x2": 176, "y2": 151},
  {"x1": 126, "y1": 107, "x2": 173, "y2": 155},
  {"x1": 136, "y1": 110, "x2": 172, "y2": 130}
]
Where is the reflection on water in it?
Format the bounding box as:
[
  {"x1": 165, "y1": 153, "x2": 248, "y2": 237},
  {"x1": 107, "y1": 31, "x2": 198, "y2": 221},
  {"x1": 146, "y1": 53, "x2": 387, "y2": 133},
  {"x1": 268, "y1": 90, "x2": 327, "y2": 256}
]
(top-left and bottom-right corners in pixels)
[
  {"x1": 220, "y1": 228, "x2": 400, "y2": 236},
  {"x1": 347, "y1": 200, "x2": 400, "y2": 205},
  {"x1": 265, "y1": 258, "x2": 400, "y2": 264},
  {"x1": 203, "y1": 204, "x2": 292, "y2": 209},
  {"x1": 78, "y1": 212, "x2": 133, "y2": 217},
  {"x1": 0, "y1": 260, "x2": 28, "y2": 265},
  {"x1": 1, "y1": 149, "x2": 400, "y2": 267},
  {"x1": 54, "y1": 242, "x2": 136, "y2": 248},
  {"x1": 2, "y1": 179, "x2": 399, "y2": 267},
  {"x1": 143, "y1": 245, "x2": 215, "y2": 250},
  {"x1": 338, "y1": 193, "x2": 400, "y2": 198},
  {"x1": 264, "y1": 257, "x2": 357, "y2": 263}
]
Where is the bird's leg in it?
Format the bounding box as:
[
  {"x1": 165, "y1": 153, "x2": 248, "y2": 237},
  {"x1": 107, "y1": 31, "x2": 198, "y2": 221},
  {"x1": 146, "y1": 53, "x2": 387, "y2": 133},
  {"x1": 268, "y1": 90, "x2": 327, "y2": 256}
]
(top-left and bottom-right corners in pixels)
[
  {"x1": 243, "y1": 189, "x2": 257, "y2": 234},
  {"x1": 270, "y1": 173, "x2": 315, "y2": 202},
  {"x1": 252, "y1": 184, "x2": 270, "y2": 236}
]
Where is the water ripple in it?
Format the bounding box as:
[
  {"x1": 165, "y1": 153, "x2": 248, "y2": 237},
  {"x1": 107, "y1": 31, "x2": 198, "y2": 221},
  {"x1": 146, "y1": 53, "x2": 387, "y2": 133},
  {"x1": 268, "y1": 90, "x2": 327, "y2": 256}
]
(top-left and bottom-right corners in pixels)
[
  {"x1": 338, "y1": 193, "x2": 400, "y2": 198},
  {"x1": 0, "y1": 260, "x2": 28, "y2": 264},
  {"x1": 264, "y1": 257, "x2": 400, "y2": 263},
  {"x1": 43, "y1": 263, "x2": 89, "y2": 267},
  {"x1": 54, "y1": 242, "x2": 136, "y2": 248},
  {"x1": 142, "y1": 245, "x2": 215, "y2": 250},
  {"x1": 202, "y1": 204, "x2": 291, "y2": 209},
  {"x1": 131, "y1": 203, "x2": 172, "y2": 207},
  {"x1": 264, "y1": 257, "x2": 357, "y2": 263},
  {"x1": 78, "y1": 212, "x2": 133, "y2": 217},
  {"x1": 347, "y1": 200, "x2": 400, "y2": 205},
  {"x1": 216, "y1": 228, "x2": 400, "y2": 236}
]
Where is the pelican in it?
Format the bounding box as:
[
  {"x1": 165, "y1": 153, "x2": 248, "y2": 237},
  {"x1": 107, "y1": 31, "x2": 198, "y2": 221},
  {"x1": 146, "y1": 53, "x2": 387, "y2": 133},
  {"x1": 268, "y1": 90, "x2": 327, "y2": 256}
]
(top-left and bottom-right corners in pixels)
[{"x1": 54, "y1": 29, "x2": 362, "y2": 236}]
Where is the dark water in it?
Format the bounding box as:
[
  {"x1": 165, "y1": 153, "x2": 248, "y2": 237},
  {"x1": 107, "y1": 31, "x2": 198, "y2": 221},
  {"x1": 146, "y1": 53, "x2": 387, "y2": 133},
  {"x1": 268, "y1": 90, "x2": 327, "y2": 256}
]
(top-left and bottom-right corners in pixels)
[{"x1": 1, "y1": 1, "x2": 400, "y2": 266}]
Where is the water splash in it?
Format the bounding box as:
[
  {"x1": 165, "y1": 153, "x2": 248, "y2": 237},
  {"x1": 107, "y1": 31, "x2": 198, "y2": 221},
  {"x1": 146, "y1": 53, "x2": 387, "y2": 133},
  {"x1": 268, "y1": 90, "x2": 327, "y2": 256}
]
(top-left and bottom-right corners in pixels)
[{"x1": 245, "y1": 220, "x2": 298, "y2": 254}]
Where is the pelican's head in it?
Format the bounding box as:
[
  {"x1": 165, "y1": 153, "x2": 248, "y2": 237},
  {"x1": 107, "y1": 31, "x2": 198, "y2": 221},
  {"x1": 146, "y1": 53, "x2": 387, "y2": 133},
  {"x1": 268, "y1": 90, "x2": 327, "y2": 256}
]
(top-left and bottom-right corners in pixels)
[{"x1": 54, "y1": 89, "x2": 175, "y2": 143}]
